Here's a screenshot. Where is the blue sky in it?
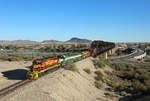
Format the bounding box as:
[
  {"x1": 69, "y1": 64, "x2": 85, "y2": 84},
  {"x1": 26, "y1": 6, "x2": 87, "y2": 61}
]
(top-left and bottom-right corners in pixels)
[{"x1": 0, "y1": 0, "x2": 150, "y2": 42}]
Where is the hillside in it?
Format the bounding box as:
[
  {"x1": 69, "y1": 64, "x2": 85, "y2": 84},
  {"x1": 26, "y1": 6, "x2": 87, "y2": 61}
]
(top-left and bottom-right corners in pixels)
[
  {"x1": 1, "y1": 57, "x2": 150, "y2": 101},
  {"x1": 0, "y1": 58, "x2": 119, "y2": 101}
]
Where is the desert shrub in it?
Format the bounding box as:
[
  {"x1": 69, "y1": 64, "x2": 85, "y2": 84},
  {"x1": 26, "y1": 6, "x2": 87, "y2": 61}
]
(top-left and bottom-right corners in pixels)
[
  {"x1": 83, "y1": 68, "x2": 91, "y2": 74},
  {"x1": 92, "y1": 57, "x2": 109, "y2": 68},
  {"x1": 64, "y1": 64, "x2": 78, "y2": 72},
  {"x1": 131, "y1": 80, "x2": 147, "y2": 93},
  {"x1": 144, "y1": 79, "x2": 150, "y2": 92},
  {"x1": 94, "y1": 70, "x2": 104, "y2": 81},
  {"x1": 92, "y1": 59, "x2": 105, "y2": 68},
  {"x1": 104, "y1": 70, "x2": 112, "y2": 76},
  {"x1": 0, "y1": 53, "x2": 61, "y2": 61},
  {"x1": 94, "y1": 81, "x2": 102, "y2": 89},
  {"x1": 109, "y1": 62, "x2": 150, "y2": 97},
  {"x1": 144, "y1": 59, "x2": 150, "y2": 63},
  {"x1": 111, "y1": 63, "x2": 126, "y2": 71},
  {"x1": 107, "y1": 81, "x2": 120, "y2": 91},
  {"x1": 146, "y1": 49, "x2": 150, "y2": 55}
]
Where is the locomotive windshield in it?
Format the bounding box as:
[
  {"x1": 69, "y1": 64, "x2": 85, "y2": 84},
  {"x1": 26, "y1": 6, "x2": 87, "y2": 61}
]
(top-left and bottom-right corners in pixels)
[
  {"x1": 33, "y1": 60, "x2": 42, "y2": 65},
  {"x1": 33, "y1": 62, "x2": 41, "y2": 65}
]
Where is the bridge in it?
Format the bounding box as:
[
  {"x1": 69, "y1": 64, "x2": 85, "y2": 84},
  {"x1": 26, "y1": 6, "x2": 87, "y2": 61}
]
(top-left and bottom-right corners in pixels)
[{"x1": 90, "y1": 40, "x2": 117, "y2": 59}]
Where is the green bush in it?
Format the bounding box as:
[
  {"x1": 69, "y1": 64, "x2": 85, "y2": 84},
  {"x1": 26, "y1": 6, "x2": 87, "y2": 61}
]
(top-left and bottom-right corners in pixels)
[
  {"x1": 109, "y1": 63, "x2": 150, "y2": 97},
  {"x1": 92, "y1": 58, "x2": 106, "y2": 68},
  {"x1": 83, "y1": 68, "x2": 91, "y2": 74},
  {"x1": 94, "y1": 81, "x2": 102, "y2": 89},
  {"x1": 144, "y1": 79, "x2": 150, "y2": 92},
  {"x1": 131, "y1": 80, "x2": 147, "y2": 93},
  {"x1": 94, "y1": 70, "x2": 104, "y2": 81},
  {"x1": 107, "y1": 81, "x2": 120, "y2": 90},
  {"x1": 144, "y1": 59, "x2": 150, "y2": 63}
]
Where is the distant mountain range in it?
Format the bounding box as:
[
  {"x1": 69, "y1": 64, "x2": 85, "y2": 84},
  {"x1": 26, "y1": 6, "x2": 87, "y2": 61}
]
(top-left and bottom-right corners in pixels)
[
  {"x1": 0, "y1": 40, "x2": 38, "y2": 43},
  {"x1": 42, "y1": 40, "x2": 62, "y2": 43},
  {"x1": 0, "y1": 37, "x2": 92, "y2": 44}
]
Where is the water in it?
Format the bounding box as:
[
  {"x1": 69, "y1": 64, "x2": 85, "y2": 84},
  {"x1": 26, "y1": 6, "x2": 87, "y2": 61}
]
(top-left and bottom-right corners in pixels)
[{"x1": 0, "y1": 51, "x2": 44, "y2": 54}]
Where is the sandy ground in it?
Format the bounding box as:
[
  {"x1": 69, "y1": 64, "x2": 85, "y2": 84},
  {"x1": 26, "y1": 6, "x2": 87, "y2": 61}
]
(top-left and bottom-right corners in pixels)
[
  {"x1": 0, "y1": 61, "x2": 32, "y2": 89},
  {"x1": 0, "y1": 58, "x2": 119, "y2": 101}
]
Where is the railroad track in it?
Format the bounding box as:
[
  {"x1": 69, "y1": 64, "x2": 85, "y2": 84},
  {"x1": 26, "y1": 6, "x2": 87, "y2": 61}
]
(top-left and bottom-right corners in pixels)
[
  {"x1": 0, "y1": 79, "x2": 32, "y2": 98},
  {"x1": 0, "y1": 67, "x2": 60, "y2": 99}
]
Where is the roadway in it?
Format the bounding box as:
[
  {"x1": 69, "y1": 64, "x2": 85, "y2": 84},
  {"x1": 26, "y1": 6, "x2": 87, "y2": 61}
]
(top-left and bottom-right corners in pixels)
[{"x1": 111, "y1": 48, "x2": 150, "y2": 67}]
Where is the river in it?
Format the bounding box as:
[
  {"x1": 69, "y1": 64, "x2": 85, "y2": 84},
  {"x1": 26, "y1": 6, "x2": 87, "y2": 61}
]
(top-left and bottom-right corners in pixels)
[{"x1": 0, "y1": 51, "x2": 44, "y2": 54}]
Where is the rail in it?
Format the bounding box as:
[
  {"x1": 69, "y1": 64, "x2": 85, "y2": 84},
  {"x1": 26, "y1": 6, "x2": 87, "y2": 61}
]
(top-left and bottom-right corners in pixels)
[{"x1": 0, "y1": 66, "x2": 60, "y2": 99}]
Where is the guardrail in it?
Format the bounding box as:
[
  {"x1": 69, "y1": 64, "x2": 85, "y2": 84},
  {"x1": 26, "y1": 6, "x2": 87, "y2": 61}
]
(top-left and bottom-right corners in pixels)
[
  {"x1": 111, "y1": 49, "x2": 137, "y2": 59},
  {"x1": 133, "y1": 51, "x2": 147, "y2": 59}
]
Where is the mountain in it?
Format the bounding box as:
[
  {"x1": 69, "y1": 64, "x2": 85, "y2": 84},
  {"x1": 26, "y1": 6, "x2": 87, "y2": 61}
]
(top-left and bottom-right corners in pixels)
[
  {"x1": 11, "y1": 40, "x2": 38, "y2": 43},
  {"x1": 0, "y1": 37, "x2": 92, "y2": 44},
  {"x1": 0, "y1": 40, "x2": 38, "y2": 44},
  {"x1": 66, "y1": 37, "x2": 92, "y2": 43},
  {"x1": 0, "y1": 40, "x2": 10, "y2": 43},
  {"x1": 42, "y1": 40, "x2": 62, "y2": 43}
]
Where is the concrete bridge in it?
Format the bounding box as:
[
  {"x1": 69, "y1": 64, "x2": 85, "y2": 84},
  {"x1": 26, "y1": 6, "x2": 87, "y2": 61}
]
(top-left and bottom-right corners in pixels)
[{"x1": 100, "y1": 46, "x2": 118, "y2": 59}]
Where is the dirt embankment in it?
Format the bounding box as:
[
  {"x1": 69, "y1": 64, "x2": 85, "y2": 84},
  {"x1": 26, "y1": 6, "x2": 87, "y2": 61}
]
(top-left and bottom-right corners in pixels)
[{"x1": 0, "y1": 58, "x2": 118, "y2": 101}]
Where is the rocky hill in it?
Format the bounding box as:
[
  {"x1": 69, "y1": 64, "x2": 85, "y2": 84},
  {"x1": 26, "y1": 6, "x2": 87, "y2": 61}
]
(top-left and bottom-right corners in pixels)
[
  {"x1": 66, "y1": 37, "x2": 92, "y2": 43},
  {"x1": 42, "y1": 40, "x2": 62, "y2": 43}
]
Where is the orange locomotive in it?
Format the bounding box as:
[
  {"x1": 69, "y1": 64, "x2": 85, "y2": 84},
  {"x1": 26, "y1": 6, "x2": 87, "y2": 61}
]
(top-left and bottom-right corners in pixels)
[
  {"x1": 31, "y1": 58, "x2": 58, "y2": 72},
  {"x1": 26, "y1": 58, "x2": 59, "y2": 79}
]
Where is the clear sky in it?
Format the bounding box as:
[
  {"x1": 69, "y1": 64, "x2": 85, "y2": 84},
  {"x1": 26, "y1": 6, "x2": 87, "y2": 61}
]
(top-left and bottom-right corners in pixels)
[{"x1": 0, "y1": 0, "x2": 149, "y2": 42}]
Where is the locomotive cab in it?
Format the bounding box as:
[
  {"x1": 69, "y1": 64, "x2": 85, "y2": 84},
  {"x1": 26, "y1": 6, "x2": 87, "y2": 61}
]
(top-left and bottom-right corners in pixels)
[
  {"x1": 26, "y1": 59, "x2": 43, "y2": 79},
  {"x1": 33, "y1": 59, "x2": 42, "y2": 65}
]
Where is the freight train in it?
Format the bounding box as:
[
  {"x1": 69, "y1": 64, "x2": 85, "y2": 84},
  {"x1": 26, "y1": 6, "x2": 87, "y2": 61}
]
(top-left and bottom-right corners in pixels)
[
  {"x1": 26, "y1": 41, "x2": 115, "y2": 79},
  {"x1": 26, "y1": 51, "x2": 90, "y2": 79}
]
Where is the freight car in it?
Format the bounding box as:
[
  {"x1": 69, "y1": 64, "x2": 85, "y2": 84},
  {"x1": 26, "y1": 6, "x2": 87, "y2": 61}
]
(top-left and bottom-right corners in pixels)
[
  {"x1": 90, "y1": 41, "x2": 115, "y2": 57},
  {"x1": 26, "y1": 51, "x2": 90, "y2": 79}
]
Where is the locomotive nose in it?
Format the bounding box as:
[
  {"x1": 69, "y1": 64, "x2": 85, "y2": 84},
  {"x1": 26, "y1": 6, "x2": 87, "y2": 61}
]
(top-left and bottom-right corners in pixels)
[{"x1": 26, "y1": 71, "x2": 38, "y2": 79}]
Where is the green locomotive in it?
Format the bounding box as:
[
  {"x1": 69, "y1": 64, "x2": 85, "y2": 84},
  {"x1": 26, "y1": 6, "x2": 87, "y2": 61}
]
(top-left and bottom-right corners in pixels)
[{"x1": 58, "y1": 53, "x2": 83, "y2": 66}]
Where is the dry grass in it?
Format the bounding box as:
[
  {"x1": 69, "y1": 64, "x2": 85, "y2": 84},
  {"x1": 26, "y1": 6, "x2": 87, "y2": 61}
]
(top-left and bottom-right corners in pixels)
[{"x1": 64, "y1": 64, "x2": 78, "y2": 72}]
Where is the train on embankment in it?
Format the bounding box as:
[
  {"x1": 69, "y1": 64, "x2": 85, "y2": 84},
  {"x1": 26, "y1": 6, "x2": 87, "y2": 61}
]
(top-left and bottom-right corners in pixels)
[{"x1": 26, "y1": 41, "x2": 115, "y2": 79}]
